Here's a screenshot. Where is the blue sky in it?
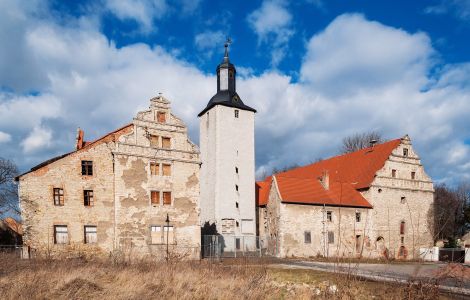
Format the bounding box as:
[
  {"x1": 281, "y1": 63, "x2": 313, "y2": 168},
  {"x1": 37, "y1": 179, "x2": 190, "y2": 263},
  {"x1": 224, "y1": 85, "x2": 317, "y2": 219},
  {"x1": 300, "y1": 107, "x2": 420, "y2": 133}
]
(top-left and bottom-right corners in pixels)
[{"x1": 1, "y1": 0, "x2": 470, "y2": 184}]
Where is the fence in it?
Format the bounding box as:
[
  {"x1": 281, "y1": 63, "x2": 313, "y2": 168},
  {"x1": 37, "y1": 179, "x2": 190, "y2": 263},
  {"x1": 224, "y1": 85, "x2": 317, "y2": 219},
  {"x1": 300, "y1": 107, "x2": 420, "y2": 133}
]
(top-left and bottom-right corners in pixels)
[
  {"x1": 202, "y1": 235, "x2": 278, "y2": 259},
  {"x1": 0, "y1": 245, "x2": 28, "y2": 258}
]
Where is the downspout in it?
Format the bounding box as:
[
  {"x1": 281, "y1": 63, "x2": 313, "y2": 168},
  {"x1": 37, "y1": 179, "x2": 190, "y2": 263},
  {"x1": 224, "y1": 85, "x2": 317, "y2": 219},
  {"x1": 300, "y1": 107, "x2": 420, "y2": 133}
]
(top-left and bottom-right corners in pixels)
[{"x1": 112, "y1": 152, "x2": 117, "y2": 250}]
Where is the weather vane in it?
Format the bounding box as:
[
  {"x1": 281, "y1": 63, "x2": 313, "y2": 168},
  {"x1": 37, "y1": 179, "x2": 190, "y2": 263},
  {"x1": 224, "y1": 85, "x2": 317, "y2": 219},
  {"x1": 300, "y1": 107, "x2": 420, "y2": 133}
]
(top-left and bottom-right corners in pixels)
[{"x1": 224, "y1": 37, "x2": 232, "y2": 57}]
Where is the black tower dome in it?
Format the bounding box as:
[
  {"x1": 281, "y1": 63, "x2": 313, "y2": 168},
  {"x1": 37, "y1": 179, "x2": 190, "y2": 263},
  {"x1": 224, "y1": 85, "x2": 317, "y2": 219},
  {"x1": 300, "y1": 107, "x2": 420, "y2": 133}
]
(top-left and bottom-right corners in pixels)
[{"x1": 198, "y1": 39, "x2": 256, "y2": 117}]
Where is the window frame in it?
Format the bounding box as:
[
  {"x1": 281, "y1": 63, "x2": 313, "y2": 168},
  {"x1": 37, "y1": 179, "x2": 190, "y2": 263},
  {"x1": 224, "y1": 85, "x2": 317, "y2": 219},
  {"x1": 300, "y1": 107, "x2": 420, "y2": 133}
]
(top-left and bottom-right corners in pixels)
[
  {"x1": 392, "y1": 169, "x2": 397, "y2": 178},
  {"x1": 54, "y1": 225, "x2": 68, "y2": 244},
  {"x1": 355, "y1": 212, "x2": 361, "y2": 222},
  {"x1": 326, "y1": 211, "x2": 332, "y2": 222},
  {"x1": 403, "y1": 148, "x2": 409, "y2": 157},
  {"x1": 156, "y1": 111, "x2": 166, "y2": 123},
  {"x1": 81, "y1": 160, "x2": 93, "y2": 176},
  {"x1": 411, "y1": 171, "x2": 416, "y2": 180},
  {"x1": 162, "y1": 191, "x2": 172, "y2": 205},
  {"x1": 328, "y1": 231, "x2": 334, "y2": 244},
  {"x1": 150, "y1": 162, "x2": 159, "y2": 176},
  {"x1": 149, "y1": 135, "x2": 159, "y2": 148},
  {"x1": 162, "y1": 163, "x2": 172, "y2": 176},
  {"x1": 400, "y1": 221, "x2": 405, "y2": 235},
  {"x1": 304, "y1": 231, "x2": 311, "y2": 244},
  {"x1": 150, "y1": 225, "x2": 163, "y2": 244},
  {"x1": 84, "y1": 225, "x2": 97, "y2": 244},
  {"x1": 150, "y1": 190, "x2": 160, "y2": 206},
  {"x1": 83, "y1": 190, "x2": 94, "y2": 207},
  {"x1": 53, "y1": 187, "x2": 64, "y2": 206},
  {"x1": 234, "y1": 109, "x2": 239, "y2": 118},
  {"x1": 161, "y1": 137, "x2": 171, "y2": 149}
]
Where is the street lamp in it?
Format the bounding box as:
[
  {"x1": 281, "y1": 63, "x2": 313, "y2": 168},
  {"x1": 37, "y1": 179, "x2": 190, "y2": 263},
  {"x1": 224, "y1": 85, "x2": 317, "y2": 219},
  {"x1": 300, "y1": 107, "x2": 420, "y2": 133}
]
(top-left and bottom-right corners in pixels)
[{"x1": 165, "y1": 213, "x2": 170, "y2": 261}]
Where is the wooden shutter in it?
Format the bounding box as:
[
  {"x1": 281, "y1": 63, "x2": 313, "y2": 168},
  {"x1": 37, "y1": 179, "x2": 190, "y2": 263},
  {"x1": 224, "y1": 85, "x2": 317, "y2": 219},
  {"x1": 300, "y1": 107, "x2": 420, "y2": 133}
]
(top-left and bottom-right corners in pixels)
[
  {"x1": 163, "y1": 192, "x2": 171, "y2": 205},
  {"x1": 151, "y1": 191, "x2": 160, "y2": 205},
  {"x1": 162, "y1": 164, "x2": 171, "y2": 176},
  {"x1": 150, "y1": 135, "x2": 159, "y2": 148},
  {"x1": 162, "y1": 137, "x2": 171, "y2": 149}
]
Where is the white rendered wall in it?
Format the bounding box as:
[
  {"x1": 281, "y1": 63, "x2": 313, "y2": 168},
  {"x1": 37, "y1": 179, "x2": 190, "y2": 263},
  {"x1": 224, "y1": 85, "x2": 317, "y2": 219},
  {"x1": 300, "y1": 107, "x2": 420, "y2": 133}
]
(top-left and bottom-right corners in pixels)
[{"x1": 199, "y1": 105, "x2": 256, "y2": 238}]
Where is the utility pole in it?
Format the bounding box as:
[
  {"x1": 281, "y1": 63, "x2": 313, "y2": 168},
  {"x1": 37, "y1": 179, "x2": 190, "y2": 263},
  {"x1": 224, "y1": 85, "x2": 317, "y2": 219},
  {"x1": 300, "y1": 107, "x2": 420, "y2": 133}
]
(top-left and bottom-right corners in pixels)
[{"x1": 166, "y1": 213, "x2": 170, "y2": 261}]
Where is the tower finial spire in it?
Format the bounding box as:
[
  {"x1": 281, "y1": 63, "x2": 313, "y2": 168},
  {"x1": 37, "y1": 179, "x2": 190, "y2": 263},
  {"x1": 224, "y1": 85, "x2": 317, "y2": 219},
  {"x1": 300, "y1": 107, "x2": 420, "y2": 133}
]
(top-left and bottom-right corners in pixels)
[{"x1": 223, "y1": 37, "x2": 232, "y2": 61}]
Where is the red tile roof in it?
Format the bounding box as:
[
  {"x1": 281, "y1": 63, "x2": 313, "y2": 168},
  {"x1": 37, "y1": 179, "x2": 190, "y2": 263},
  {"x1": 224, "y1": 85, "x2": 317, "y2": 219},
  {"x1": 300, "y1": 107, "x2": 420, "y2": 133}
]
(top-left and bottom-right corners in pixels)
[
  {"x1": 256, "y1": 176, "x2": 272, "y2": 206},
  {"x1": 256, "y1": 138, "x2": 402, "y2": 208}
]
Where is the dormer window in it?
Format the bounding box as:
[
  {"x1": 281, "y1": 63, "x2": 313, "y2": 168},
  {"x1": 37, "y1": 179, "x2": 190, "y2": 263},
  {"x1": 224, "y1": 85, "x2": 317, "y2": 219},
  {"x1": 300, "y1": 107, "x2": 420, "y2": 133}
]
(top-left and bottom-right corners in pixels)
[
  {"x1": 403, "y1": 148, "x2": 408, "y2": 157},
  {"x1": 156, "y1": 111, "x2": 166, "y2": 123}
]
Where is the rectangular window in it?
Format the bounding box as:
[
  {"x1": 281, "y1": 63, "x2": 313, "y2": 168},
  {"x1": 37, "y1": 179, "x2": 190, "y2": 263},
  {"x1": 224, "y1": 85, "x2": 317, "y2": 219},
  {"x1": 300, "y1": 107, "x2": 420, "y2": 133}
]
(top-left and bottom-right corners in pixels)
[
  {"x1": 150, "y1": 225, "x2": 162, "y2": 244},
  {"x1": 164, "y1": 225, "x2": 174, "y2": 244},
  {"x1": 235, "y1": 237, "x2": 241, "y2": 250},
  {"x1": 401, "y1": 236, "x2": 405, "y2": 244},
  {"x1": 235, "y1": 185, "x2": 239, "y2": 192},
  {"x1": 156, "y1": 111, "x2": 166, "y2": 123},
  {"x1": 150, "y1": 135, "x2": 159, "y2": 148},
  {"x1": 235, "y1": 167, "x2": 238, "y2": 174},
  {"x1": 328, "y1": 231, "x2": 334, "y2": 244},
  {"x1": 411, "y1": 172, "x2": 416, "y2": 180},
  {"x1": 400, "y1": 221, "x2": 405, "y2": 235},
  {"x1": 326, "y1": 211, "x2": 332, "y2": 222},
  {"x1": 163, "y1": 191, "x2": 172, "y2": 205},
  {"x1": 150, "y1": 162, "x2": 159, "y2": 175},
  {"x1": 392, "y1": 169, "x2": 397, "y2": 178},
  {"x1": 162, "y1": 137, "x2": 171, "y2": 149},
  {"x1": 235, "y1": 202, "x2": 239, "y2": 208},
  {"x1": 84, "y1": 190, "x2": 94, "y2": 207},
  {"x1": 355, "y1": 212, "x2": 361, "y2": 222},
  {"x1": 151, "y1": 191, "x2": 160, "y2": 205},
  {"x1": 162, "y1": 164, "x2": 171, "y2": 176},
  {"x1": 81, "y1": 160, "x2": 93, "y2": 176},
  {"x1": 84, "y1": 225, "x2": 97, "y2": 244},
  {"x1": 403, "y1": 148, "x2": 408, "y2": 157},
  {"x1": 54, "y1": 225, "x2": 68, "y2": 244},
  {"x1": 304, "y1": 231, "x2": 311, "y2": 244},
  {"x1": 53, "y1": 188, "x2": 64, "y2": 206},
  {"x1": 234, "y1": 110, "x2": 239, "y2": 118}
]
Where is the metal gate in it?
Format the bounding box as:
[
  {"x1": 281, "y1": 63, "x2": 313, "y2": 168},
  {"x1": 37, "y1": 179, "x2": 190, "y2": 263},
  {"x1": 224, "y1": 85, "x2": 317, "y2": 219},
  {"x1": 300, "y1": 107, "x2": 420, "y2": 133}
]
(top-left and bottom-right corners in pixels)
[{"x1": 202, "y1": 235, "x2": 277, "y2": 258}]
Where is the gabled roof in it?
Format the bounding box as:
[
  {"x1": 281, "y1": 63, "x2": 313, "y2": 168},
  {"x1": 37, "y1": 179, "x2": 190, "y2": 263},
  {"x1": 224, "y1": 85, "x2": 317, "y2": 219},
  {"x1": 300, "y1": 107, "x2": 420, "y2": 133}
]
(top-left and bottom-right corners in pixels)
[
  {"x1": 1, "y1": 218, "x2": 22, "y2": 235},
  {"x1": 256, "y1": 176, "x2": 272, "y2": 206},
  {"x1": 256, "y1": 138, "x2": 402, "y2": 208},
  {"x1": 16, "y1": 123, "x2": 133, "y2": 180}
]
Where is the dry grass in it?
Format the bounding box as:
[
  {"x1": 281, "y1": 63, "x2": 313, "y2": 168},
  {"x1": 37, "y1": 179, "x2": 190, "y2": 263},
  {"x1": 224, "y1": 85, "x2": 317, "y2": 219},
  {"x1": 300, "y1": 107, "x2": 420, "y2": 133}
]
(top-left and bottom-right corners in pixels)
[{"x1": 0, "y1": 253, "x2": 455, "y2": 299}]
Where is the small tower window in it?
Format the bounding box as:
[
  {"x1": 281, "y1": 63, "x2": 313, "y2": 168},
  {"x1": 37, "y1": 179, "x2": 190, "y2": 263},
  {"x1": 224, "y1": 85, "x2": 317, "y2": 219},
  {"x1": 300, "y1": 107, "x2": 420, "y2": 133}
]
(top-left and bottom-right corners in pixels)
[
  {"x1": 235, "y1": 185, "x2": 239, "y2": 191},
  {"x1": 235, "y1": 167, "x2": 238, "y2": 174},
  {"x1": 355, "y1": 212, "x2": 361, "y2": 222},
  {"x1": 234, "y1": 110, "x2": 239, "y2": 118},
  {"x1": 229, "y1": 70, "x2": 234, "y2": 78},
  {"x1": 411, "y1": 172, "x2": 416, "y2": 180},
  {"x1": 400, "y1": 221, "x2": 405, "y2": 234},
  {"x1": 156, "y1": 111, "x2": 166, "y2": 123},
  {"x1": 235, "y1": 202, "x2": 239, "y2": 208},
  {"x1": 403, "y1": 148, "x2": 409, "y2": 157},
  {"x1": 401, "y1": 196, "x2": 406, "y2": 204},
  {"x1": 326, "y1": 211, "x2": 332, "y2": 222},
  {"x1": 392, "y1": 169, "x2": 397, "y2": 178}
]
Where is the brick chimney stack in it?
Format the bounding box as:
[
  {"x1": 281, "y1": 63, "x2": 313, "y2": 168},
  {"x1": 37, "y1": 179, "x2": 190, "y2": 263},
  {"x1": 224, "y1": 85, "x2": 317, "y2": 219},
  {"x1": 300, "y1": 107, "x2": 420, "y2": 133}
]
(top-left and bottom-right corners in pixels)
[{"x1": 76, "y1": 128, "x2": 84, "y2": 150}]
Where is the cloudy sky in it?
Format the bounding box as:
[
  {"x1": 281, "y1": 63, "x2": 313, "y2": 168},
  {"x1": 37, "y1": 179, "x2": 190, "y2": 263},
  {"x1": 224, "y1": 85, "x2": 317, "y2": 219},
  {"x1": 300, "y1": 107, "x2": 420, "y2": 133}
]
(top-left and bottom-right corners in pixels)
[{"x1": 1, "y1": 0, "x2": 470, "y2": 184}]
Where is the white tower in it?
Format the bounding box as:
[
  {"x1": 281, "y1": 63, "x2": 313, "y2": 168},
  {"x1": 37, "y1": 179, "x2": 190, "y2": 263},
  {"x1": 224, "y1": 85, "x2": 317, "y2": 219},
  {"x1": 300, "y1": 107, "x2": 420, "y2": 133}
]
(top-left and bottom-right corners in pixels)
[{"x1": 199, "y1": 40, "x2": 257, "y2": 251}]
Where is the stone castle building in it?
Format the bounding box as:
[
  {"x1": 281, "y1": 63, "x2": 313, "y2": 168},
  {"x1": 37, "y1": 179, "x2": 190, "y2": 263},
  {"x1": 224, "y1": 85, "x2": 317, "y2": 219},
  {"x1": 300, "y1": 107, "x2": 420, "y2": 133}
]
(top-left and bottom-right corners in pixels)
[
  {"x1": 199, "y1": 42, "x2": 257, "y2": 251},
  {"x1": 16, "y1": 96, "x2": 201, "y2": 258},
  {"x1": 256, "y1": 135, "x2": 434, "y2": 259}
]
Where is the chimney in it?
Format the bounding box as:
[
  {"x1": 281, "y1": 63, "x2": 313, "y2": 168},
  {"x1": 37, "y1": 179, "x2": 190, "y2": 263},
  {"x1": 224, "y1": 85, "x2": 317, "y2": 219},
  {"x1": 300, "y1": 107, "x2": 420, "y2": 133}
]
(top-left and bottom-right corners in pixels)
[
  {"x1": 318, "y1": 170, "x2": 329, "y2": 190},
  {"x1": 76, "y1": 128, "x2": 84, "y2": 150}
]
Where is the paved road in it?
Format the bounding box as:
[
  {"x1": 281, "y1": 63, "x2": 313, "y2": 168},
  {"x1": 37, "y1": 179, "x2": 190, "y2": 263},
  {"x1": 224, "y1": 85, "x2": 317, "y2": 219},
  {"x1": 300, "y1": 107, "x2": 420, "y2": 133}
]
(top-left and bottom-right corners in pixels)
[{"x1": 276, "y1": 260, "x2": 470, "y2": 296}]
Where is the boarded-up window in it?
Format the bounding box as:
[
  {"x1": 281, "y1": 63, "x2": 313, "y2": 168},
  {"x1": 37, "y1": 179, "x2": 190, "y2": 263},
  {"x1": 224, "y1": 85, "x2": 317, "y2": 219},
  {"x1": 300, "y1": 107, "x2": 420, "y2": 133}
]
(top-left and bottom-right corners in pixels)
[
  {"x1": 150, "y1": 162, "x2": 159, "y2": 175},
  {"x1": 162, "y1": 164, "x2": 171, "y2": 176},
  {"x1": 54, "y1": 225, "x2": 68, "y2": 244},
  {"x1": 328, "y1": 231, "x2": 334, "y2": 244},
  {"x1": 150, "y1": 135, "x2": 159, "y2": 148},
  {"x1": 411, "y1": 172, "x2": 416, "y2": 180},
  {"x1": 163, "y1": 192, "x2": 172, "y2": 205},
  {"x1": 157, "y1": 111, "x2": 166, "y2": 123},
  {"x1": 84, "y1": 190, "x2": 94, "y2": 206},
  {"x1": 304, "y1": 231, "x2": 311, "y2": 244},
  {"x1": 162, "y1": 137, "x2": 171, "y2": 149},
  {"x1": 81, "y1": 160, "x2": 93, "y2": 176},
  {"x1": 326, "y1": 211, "x2": 332, "y2": 222},
  {"x1": 164, "y1": 226, "x2": 174, "y2": 244},
  {"x1": 53, "y1": 188, "x2": 64, "y2": 206},
  {"x1": 84, "y1": 225, "x2": 97, "y2": 244},
  {"x1": 392, "y1": 169, "x2": 397, "y2": 178},
  {"x1": 151, "y1": 191, "x2": 160, "y2": 205},
  {"x1": 150, "y1": 225, "x2": 162, "y2": 244},
  {"x1": 400, "y1": 221, "x2": 405, "y2": 235},
  {"x1": 221, "y1": 219, "x2": 235, "y2": 234}
]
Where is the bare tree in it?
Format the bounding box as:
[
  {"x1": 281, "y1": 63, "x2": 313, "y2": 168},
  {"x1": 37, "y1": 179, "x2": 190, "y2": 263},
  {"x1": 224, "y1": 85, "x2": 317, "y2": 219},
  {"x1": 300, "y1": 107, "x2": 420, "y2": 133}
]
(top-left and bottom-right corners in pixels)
[
  {"x1": 340, "y1": 131, "x2": 383, "y2": 154},
  {"x1": 0, "y1": 158, "x2": 19, "y2": 215}
]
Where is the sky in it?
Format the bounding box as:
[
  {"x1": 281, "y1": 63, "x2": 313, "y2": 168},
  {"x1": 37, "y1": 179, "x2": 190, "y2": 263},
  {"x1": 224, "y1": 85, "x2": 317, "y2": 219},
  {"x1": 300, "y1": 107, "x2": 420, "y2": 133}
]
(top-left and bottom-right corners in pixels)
[{"x1": 1, "y1": 0, "x2": 470, "y2": 185}]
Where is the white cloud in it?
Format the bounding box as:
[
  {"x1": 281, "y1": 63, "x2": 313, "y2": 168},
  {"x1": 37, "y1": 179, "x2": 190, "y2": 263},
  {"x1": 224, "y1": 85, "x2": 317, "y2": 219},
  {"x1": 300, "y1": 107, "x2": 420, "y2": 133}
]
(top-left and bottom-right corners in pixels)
[
  {"x1": 21, "y1": 126, "x2": 53, "y2": 154},
  {"x1": 0, "y1": 131, "x2": 11, "y2": 143},
  {"x1": 105, "y1": 0, "x2": 168, "y2": 32},
  {"x1": 425, "y1": 0, "x2": 470, "y2": 21},
  {"x1": 194, "y1": 30, "x2": 225, "y2": 58},
  {"x1": 247, "y1": 0, "x2": 294, "y2": 66}
]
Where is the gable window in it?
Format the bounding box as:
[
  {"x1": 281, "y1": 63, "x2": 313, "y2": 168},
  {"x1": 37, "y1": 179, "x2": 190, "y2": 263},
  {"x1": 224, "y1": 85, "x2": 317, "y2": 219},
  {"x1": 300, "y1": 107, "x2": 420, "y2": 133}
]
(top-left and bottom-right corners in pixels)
[
  {"x1": 304, "y1": 231, "x2": 311, "y2": 244},
  {"x1": 84, "y1": 190, "x2": 94, "y2": 207},
  {"x1": 355, "y1": 212, "x2": 361, "y2": 222},
  {"x1": 53, "y1": 188, "x2": 64, "y2": 206},
  {"x1": 162, "y1": 137, "x2": 171, "y2": 149},
  {"x1": 411, "y1": 172, "x2": 416, "y2": 180},
  {"x1": 234, "y1": 110, "x2": 239, "y2": 118},
  {"x1": 150, "y1": 162, "x2": 159, "y2": 176},
  {"x1": 81, "y1": 160, "x2": 93, "y2": 176},
  {"x1": 163, "y1": 191, "x2": 172, "y2": 205},
  {"x1": 151, "y1": 191, "x2": 160, "y2": 205},
  {"x1": 162, "y1": 163, "x2": 171, "y2": 176},
  {"x1": 150, "y1": 225, "x2": 163, "y2": 244},
  {"x1": 328, "y1": 231, "x2": 335, "y2": 244},
  {"x1": 392, "y1": 169, "x2": 397, "y2": 178},
  {"x1": 326, "y1": 211, "x2": 332, "y2": 222},
  {"x1": 156, "y1": 111, "x2": 166, "y2": 123},
  {"x1": 54, "y1": 225, "x2": 68, "y2": 244},
  {"x1": 400, "y1": 221, "x2": 405, "y2": 235},
  {"x1": 403, "y1": 148, "x2": 409, "y2": 157},
  {"x1": 84, "y1": 225, "x2": 97, "y2": 244},
  {"x1": 150, "y1": 135, "x2": 159, "y2": 148}
]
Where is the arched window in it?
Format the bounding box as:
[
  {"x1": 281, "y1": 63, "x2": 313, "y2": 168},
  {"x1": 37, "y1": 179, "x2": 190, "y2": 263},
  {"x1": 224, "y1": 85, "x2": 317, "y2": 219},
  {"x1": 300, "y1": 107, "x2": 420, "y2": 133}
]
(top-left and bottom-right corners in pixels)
[{"x1": 400, "y1": 221, "x2": 405, "y2": 235}]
